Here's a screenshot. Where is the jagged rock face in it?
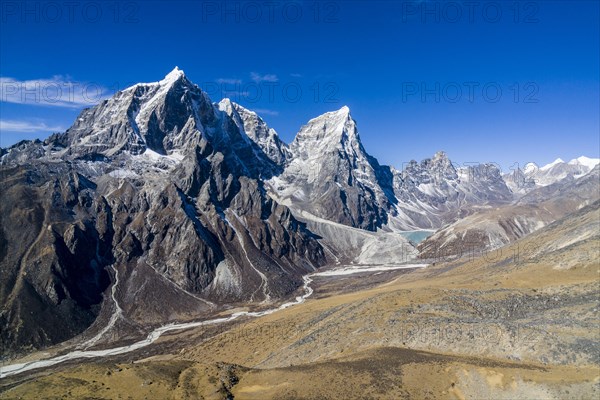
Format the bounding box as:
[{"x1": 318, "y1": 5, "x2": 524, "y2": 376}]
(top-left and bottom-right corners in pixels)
[
  {"x1": 101, "y1": 180, "x2": 224, "y2": 293},
  {"x1": 387, "y1": 152, "x2": 513, "y2": 230},
  {"x1": 503, "y1": 166, "x2": 537, "y2": 195},
  {"x1": 392, "y1": 151, "x2": 461, "y2": 209},
  {"x1": 0, "y1": 67, "x2": 572, "y2": 358},
  {"x1": 0, "y1": 139, "x2": 45, "y2": 164},
  {"x1": 269, "y1": 106, "x2": 395, "y2": 231},
  {"x1": 2, "y1": 97, "x2": 514, "y2": 236},
  {"x1": 0, "y1": 68, "x2": 325, "y2": 357},
  {"x1": 52, "y1": 68, "x2": 213, "y2": 158},
  {"x1": 219, "y1": 99, "x2": 291, "y2": 169}
]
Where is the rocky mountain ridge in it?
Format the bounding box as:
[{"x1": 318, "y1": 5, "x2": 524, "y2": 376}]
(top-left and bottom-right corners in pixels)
[{"x1": 419, "y1": 164, "x2": 600, "y2": 259}]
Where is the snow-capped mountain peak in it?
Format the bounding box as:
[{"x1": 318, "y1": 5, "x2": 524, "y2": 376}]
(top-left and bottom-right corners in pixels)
[
  {"x1": 504, "y1": 155, "x2": 599, "y2": 193},
  {"x1": 30, "y1": 67, "x2": 216, "y2": 159},
  {"x1": 338, "y1": 105, "x2": 351, "y2": 114},
  {"x1": 270, "y1": 105, "x2": 395, "y2": 230},
  {"x1": 309, "y1": 105, "x2": 351, "y2": 125},
  {"x1": 291, "y1": 105, "x2": 358, "y2": 152},
  {"x1": 433, "y1": 150, "x2": 448, "y2": 160},
  {"x1": 540, "y1": 158, "x2": 565, "y2": 171},
  {"x1": 288, "y1": 106, "x2": 360, "y2": 166},
  {"x1": 400, "y1": 151, "x2": 457, "y2": 184},
  {"x1": 0, "y1": 68, "x2": 529, "y2": 234},
  {"x1": 123, "y1": 66, "x2": 190, "y2": 93},
  {"x1": 568, "y1": 156, "x2": 600, "y2": 169},
  {"x1": 430, "y1": 151, "x2": 453, "y2": 169},
  {"x1": 160, "y1": 66, "x2": 186, "y2": 84},
  {"x1": 217, "y1": 97, "x2": 235, "y2": 113}
]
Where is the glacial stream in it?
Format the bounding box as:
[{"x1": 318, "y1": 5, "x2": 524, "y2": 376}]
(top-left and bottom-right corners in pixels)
[{"x1": 0, "y1": 264, "x2": 427, "y2": 379}]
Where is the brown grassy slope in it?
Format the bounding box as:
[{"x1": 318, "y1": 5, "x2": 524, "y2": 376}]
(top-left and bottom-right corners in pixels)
[{"x1": 2, "y1": 348, "x2": 597, "y2": 400}]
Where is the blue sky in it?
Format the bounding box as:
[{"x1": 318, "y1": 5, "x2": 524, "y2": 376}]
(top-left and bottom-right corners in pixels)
[{"x1": 1, "y1": 0, "x2": 598, "y2": 170}]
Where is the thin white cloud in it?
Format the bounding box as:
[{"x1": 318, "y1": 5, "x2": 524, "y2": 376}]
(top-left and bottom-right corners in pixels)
[
  {"x1": 290, "y1": 73, "x2": 303, "y2": 78},
  {"x1": 0, "y1": 76, "x2": 110, "y2": 108},
  {"x1": 0, "y1": 119, "x2": 65, "y2": 133},
  {"x1": 216, "y1": 78, "x2": 242, "y2": 85},
  {"x1": 250, "y1": 72, "x2": 279, "y2": 83},
  {"x1": 253, "y1": 108, "x2": 279, "y2": 116}
]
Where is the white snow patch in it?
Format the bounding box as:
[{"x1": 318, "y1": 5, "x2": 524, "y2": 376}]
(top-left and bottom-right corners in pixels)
[
  {"x1": 312, "y1": 264, "x2": 428, "y2": 276},
  {"x1": 108, "y1": 169, "x2": 139, "y2": 178},
  {"x1": 568, "y1": 156, "x2": 600, "y2": 169}
]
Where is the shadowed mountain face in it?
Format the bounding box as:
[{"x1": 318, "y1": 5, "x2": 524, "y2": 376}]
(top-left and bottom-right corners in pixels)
[{"x1": 0, "y1": 164, "x2": 112, "y2": 353}]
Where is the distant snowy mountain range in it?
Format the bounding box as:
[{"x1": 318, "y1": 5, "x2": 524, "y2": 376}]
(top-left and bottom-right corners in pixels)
[
  {"x1": 503, "y1": 156, "x2": 599, "y2": 194},
  {"x1": 420, "y1": 163, "x2": 600, "y2": 260}
]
